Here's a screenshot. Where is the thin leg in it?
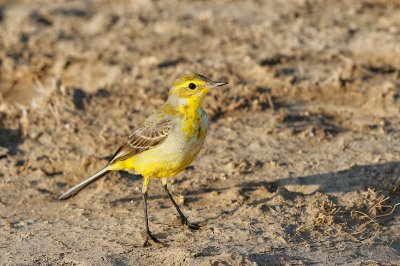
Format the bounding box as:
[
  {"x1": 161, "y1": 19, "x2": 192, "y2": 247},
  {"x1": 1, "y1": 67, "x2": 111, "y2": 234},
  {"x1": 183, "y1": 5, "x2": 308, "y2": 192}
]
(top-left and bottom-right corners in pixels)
[
  {"x1": 141, "y1": 176, "x2": 160, "y2": 246},
  {"x1": 162, "y1": 178, "x2": 200, "y2": 230}
]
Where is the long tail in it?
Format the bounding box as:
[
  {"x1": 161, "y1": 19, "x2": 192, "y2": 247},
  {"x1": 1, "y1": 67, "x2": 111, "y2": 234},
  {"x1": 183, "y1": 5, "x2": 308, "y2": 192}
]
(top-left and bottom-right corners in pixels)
[{"x1": 58, "y1": 166, "x2": 111, "y2": 200}]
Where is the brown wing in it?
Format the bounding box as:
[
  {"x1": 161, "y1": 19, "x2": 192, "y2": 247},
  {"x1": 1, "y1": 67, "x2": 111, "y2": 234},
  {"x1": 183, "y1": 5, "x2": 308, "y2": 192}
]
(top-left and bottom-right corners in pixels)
[{"x1": 109, "y1": 115, "x2": 172, "y2": 164}]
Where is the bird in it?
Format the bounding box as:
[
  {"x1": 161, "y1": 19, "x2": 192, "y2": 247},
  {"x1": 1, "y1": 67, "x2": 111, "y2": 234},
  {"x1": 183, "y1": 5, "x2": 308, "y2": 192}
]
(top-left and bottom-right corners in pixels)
[{"x1": 58, "y1": 73, "x2": 227, "y2": 246}]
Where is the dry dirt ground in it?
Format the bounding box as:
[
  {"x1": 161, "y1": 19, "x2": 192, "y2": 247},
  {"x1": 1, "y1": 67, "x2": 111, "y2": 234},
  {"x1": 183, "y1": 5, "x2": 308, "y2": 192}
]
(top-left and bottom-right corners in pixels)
[{"x1": 1, "y1": 0, "x2": 400, "y2": 265}]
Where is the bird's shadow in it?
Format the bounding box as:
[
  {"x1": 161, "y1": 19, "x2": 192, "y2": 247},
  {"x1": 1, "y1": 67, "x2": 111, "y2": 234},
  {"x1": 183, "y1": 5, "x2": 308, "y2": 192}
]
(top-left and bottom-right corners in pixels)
[{"x1": 275, "y1": 161, "x2": 400, "y2": 194}]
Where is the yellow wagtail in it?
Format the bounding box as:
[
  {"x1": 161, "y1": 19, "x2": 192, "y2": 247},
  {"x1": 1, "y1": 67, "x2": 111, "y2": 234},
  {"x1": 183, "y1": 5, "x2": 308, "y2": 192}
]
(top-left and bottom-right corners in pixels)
[{"x1": 59, "y1": 73, "x2": 227, "y2": 245}]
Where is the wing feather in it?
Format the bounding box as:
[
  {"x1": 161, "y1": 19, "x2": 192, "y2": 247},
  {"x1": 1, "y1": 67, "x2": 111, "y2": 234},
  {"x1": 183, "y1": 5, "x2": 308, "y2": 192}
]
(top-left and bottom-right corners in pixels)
[{"x1": 109, "y1": 115, "x2": 172, "y2": 164}]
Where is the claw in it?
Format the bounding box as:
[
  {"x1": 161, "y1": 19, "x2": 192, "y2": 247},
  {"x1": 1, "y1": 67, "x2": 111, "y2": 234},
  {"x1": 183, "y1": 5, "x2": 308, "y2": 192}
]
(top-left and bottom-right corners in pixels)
[
  {"x1": 141, "y1": 231, "x2": 162, "y2": 247},
  {"x1": 180, "y1": 217, "x2": 202, "y2": 230},
  {"x1": 186, "y1": 222, "x2": 201, "y2": 230}
]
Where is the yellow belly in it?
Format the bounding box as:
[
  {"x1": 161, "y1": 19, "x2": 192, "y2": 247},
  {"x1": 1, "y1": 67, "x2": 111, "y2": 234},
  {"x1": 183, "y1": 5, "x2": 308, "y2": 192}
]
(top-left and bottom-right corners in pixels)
[
  {"x1": 132, "y1": 147, "x2": 200, "y2": 178},
  {"x1": 110, "y1": 113, "x2": 208, "y2": 178}
]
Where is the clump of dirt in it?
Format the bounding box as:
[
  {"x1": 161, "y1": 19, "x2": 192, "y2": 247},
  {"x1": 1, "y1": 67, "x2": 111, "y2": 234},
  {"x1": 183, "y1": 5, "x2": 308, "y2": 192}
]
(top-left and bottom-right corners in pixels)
[{"x1": 304, "y1": 193, "x2": 338, "y2": 228}]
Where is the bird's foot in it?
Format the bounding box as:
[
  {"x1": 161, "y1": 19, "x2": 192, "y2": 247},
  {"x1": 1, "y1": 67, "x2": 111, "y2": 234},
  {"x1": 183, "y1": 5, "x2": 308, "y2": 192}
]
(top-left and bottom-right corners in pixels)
[
  {"x1": 141, "y1": 231, "x2": 162, "y2": 247},
  {"x1": 180, "y1": 217, "x2": 202, "y2": 230}
]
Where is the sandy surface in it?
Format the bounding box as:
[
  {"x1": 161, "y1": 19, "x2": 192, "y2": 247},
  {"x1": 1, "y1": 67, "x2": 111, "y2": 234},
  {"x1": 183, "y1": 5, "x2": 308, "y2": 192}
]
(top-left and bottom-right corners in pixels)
[{"x1": 1, "y1": 0, "x2": 400, "y2": 265}]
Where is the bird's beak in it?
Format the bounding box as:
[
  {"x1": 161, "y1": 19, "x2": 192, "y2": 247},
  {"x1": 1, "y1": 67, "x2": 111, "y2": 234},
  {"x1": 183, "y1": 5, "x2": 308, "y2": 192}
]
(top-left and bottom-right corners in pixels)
[{"x1": 211, "y1": 81, "x2": 228, "y2": 87}]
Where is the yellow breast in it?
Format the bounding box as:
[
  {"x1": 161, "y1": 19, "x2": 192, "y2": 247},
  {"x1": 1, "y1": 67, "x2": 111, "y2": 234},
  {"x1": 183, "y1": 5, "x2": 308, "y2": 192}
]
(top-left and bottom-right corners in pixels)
[{"x1": 113, "y1": 108, "x2": 208, "y2": 179}]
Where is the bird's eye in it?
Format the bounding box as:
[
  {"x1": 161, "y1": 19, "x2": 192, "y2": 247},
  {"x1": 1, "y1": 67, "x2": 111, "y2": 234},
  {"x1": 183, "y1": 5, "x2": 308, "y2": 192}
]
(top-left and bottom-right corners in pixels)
[{"x1": 188, "y1": 83, "x2": 196, "y2": 90}]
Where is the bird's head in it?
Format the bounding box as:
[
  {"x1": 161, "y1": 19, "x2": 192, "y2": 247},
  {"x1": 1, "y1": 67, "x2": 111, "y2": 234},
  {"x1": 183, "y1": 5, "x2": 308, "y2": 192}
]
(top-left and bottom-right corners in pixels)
[{"x1": 168, "y1": 73, "x2": 227, "y2": 108}]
